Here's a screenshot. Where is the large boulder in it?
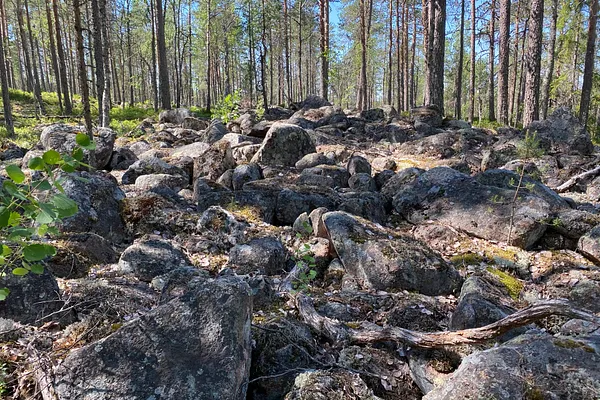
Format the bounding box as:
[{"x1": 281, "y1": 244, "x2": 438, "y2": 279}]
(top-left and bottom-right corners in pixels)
[
  {"x1": 527, "y1": 107, "x2": 594, "y2": 155},
  {"x1": 59, "y1": 171, "x2": 127, "y2": 243},
  {"x1": 122, "y1": 157, "x2": 189, "y2": 185},
  {"x1": 193, "y1": 139, "x2": 236, "y2": 182},
  {"x1": 0, "y1": 270, "x2": 66, "y2": 325},
  {"x1": 393, "y1": 167, "x2": 552, "y2": 249},
  {"x1": 228, "y1": 237, "x2": 288, "y2": 275},
  {"x1": 158, "y1": 107, "x2": 193, "y2": 124},
  {"x1": 40, "y1": 124, "x2": 116, "y2": 169},
  {"x1": 289, "y1": 94, "x2": 332, "y2": 110},
  {"x1": 117, "y1": 237, "x2": 191, "y2": 282},
  {"x1": 424, "y1": 333, "x2": 600, "y2": 400},
  {"x1": 322, "y1": 211, "x2": 462, "y2": 295},
  {"x1": 250, "y1": 122, "x2": 316, "y2": 167},
  {"x1": 53, "y1": 276, "x2": 253, "y2": 400}
]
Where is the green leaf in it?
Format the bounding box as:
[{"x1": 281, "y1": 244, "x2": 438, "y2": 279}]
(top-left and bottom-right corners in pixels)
[
  {"x1": 12, "y1": 267, "x2": 29, "y2": 276},
  {"x1": 8, "y1": 227, "x2": 35, "y2": 240},
  {"x1": 6, "y1": 164, "x2": 25, "y2": 184},
  {"x1": 23, "y1": 243, "x2": 56, "y2": 261},
  {"x1": 8, "y1": 211, "x2": 20, "y2": 226},
  {"x1": 3, "y1": 180, "x2": 27, "y2": 200},
  {"x1": 36, "y1": 203, "x2": 57, "y2": 225},
  {"x1": 0, "y1": 207, "x2": 10, "y2": 228},
  {"x1": 37, "y1": 224, "x2": 49, "y2": 236},
  {"x1": 60, "y1": 163, "x2": 76, "y2": 173},
  {"x1": 30, "y1": 264, "x2": 44, "y2": 274},
  {"x1": 42, "y1": 150, "x2": 62, "y2": 165},
  {"x1": 0, "y1": 288, "x2": 9, "y2": 301},
  {"x1": 75, "y1": 133, "x2": 96, "y2": 150},
  {"x1": 51, "y1": 194, "x2": 78, "y2": 217},
  {"x1": 2, "y1": 245, "x2": 12, "y2": 256},
  {"x1": 46, "y1": 227, "x2": 60, "y2": 235},
  {"x1": 28, "y1": 156, "x2": 46, "y2": 170},
  {"x1": 72, "y1": 147, "x2": 84, "y2": 161},
  {"x1": 32, "y1": 180, "x2": 52, "y2": 191}
]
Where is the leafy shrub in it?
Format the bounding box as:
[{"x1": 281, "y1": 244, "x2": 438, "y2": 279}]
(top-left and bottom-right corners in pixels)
[
  {"x1": 0, "y1": 134, "x2": 94, "y2": 300},
  {"x1": 212, "y1": 91, "x2": 241, "y2": 123}
]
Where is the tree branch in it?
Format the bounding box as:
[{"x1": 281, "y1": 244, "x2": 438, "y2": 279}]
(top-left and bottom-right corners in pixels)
[{"x1": 295, "y1": 295, "x2": 600, "y2": 348}]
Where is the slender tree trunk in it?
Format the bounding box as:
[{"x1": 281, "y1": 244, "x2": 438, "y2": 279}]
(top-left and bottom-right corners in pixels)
[
  {"x1": 91, "y1": 0, "x2": 104, "y2": 124},
  {"x1": 396, "y1": 0, "x2": 402, "y2": 111},
  {"x1": 127, "y1": 0, "x2": 134, "y2": 106},
  {"x1": 74, "y1": 0, "x2": 92, "y2": 137},
  {"x1": 424, "y1": 0, "x2": 445, "y2": 114},
  {"x1": 469, "y1": 0, "x2": 475, "y2": 122},
  {"x1": 155, "y1": 0, "x2": 171, "y2": 109},
  {"x1": 150, "y1": 0, "x2": 158, "y2": 111},
  {"x1": 487, "y1": 0, "x2": 495, "y2": 121},
  {"x1": 284, "y1": 0, "x2": 291, "y2": 102},
  {"x1": 53, "y1": 0, "x2": 72, "y2": 114},
  {"x1": 386, "y1": 0, "x2": 393, "y2": 105},
  {"x1": 319, "y1": 0, "x2": 330, "y2": 100},
  {"x1": 579, "y1": 0, "x2": 599, "y2": 125},
  {"x1": 100, "y1": 0, "x2": 111, "y2": 126},
  {"x1": 0, "y1": 0, "x2": 13, "y2": 137},
  {"x1": 298, "y1": 0, "x2": 304, "y2": 100},
  {"x1": 45, "y1": 0, "x2": 62, "y2": 113},
  {"x1": 206, "y1": 0, "x2": 211, "y2": 111},
  {"x1": 17, "y1": 0, "x2": 45, "y2": 115},
  {"x1": 522, "y1": 0, "x2": 544, "y2": 127},
  {"x1": 260, "y1": 0, "x2": 268, "y2": 109},
  {"x1": 509, "y1": 0, "x2": 521, "y2": 124},
  {"x1": 540, "y1": 0, "x2": 558, "y2": 120},
  {"x1": 497, "y1": 0, "x2": 510, "y2": 124},
  {"x1": 455, "y1": 0, "x2": 465, "y2": 119}
]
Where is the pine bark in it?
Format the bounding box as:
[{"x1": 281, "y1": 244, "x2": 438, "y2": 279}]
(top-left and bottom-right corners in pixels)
[
  {"x1": 497, "y1": 0, "x2": 510, "y2": 124},
  {"x1": 540, "y1": 0, "x2": 558, "y2": 120},
  {"x1": 0, "y1": 0, "x2": 13, "y2": 137},
  {"x1": 580, "y1": 0, "x2": 599, "y2": 125},
  {"x1": 522, "y1": 0, "x2": 544, "y2": 127},
  {"x1": 487, "y1": 0, "x2": 495, "y2": 121},
  {"x1": 53, "y1": 0, "x2": 72, "y2": 114},
  {"x1": 469, "y1": 0, "x2": 475, "y2": 122},
  {"x1": 454, "y1": 0, "x2": 465, "y2": 119},
  {"x1": 155, "y1": 0, "x2": 171, "y2": 109},
  {"x1": 74, "y1": 0, "x2": 93, "y2": 137}
]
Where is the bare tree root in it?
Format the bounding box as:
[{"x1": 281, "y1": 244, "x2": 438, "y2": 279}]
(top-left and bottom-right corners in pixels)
[{"x1": 295, "y1": 295, "x2": 600, "y2": 348}]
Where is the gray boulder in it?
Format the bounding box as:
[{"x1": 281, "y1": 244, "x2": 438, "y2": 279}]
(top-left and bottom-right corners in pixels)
[
  {"x1": 122, "y1": 157, "x2": 188, "y2": 185},
  {"x1": 60, "y1": 171, "x2": 127, "y2": 243},
  {"x1": 301, "y1": 165, "x2": 349, "y2": 187},
  {"x1": 250, "y1": 122, "x2": 316, "y2": 167},
  {"x1": 323, "y1": 211, "x2": 462, "y2": 295},
  {"x1": 117, "y1": 237, "x2": 190, "y2": 282},
  {"x1": 181, "y1": 116, "x2": 209, "y2": 131},
  {"x1": 290, "y1": 94, "x2": 332, "y2": 110},
  {"x1": 193, "y1": 139, "x2": 236, "y2": 182},
  {"x1": 201, "y1": 119, "x2": 228, "y2": 143},
  {"x1": 393, "y1": 167, "x2": 552, "y2": 249},
  {"x1": 54, "y1": 276, "x2": 253, "y2": 400},
  {"x1": 228, "y1": 237, "x2": 288, "y2": 275},
  {"x1": 527, "y1": 107, "x2": 594, "y2": 155},
  {"x1": 348, "y1": 173, "x2": 377, "y2": 192},
  {"x1": 109, "y1": 147, "x2": 138, "y2": 170},
  {"x1": 40, "y1": 124, "x2": 116, "y2": 169},
  {"x1": 295, "y1": 153, "x2": 335, "y2": 171},
  {"x1": 158, "y1": 107, "x2": 192, "y2": 124},
  {"x1": 578, "y1": 225, "x2": 600, "y2": 263},
  {"x1": 135, "y1": 173, "x2": 189, "y2": 192},
  {"x1": 346, "y1": 155, "x2": 371, "y2": 176},
  {"x1": 424, "y1": 333, "x2": 600, "y2": 400},
  {"x1": 360, "y1": 108, "x2": 385, "y2": 122},
  {"x1": 232, "y1": 163, "x2": 262, "y2": 190},
  {"x1": 285, "y1": 370, "x2": 382, "y2": 400}
]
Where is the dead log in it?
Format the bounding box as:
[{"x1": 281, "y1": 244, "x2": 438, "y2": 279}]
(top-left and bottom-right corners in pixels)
[
  {"x1": 553, "y1": 164, "x2": 600, "y2": 193},
  {"x1": 295, "y1": 295, "x2": 600, "y2": 348}
]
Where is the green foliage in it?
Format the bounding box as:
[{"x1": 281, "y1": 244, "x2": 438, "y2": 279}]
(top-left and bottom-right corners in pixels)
[
  {"x1": 0, "y1": 362, "x2": 8, "y2": 396},
  {"x1": 292, "y1": 221, "x2": 317, "y2": 293},
  {"x1": 487, "y1": 267, "x2": 524, "y2": 301},
  {"x1": 212, "y1": 91, "x2": 241, "y2": 123},
  {"x1": 109, "y1": 105, "x2": 156, "y2": 121},
  {"x1": 517, "y1": 131, "x2": 545, "y2": 160},
  {"x1": 0, "y1": 145, "x2": 89, "y2": 300}
]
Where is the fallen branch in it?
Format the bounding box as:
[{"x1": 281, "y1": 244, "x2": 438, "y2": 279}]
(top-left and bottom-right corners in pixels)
[
  {"x1": 552, "y1": 165, "x2": 600, "y2": 193},
  {"x1": 295, "y1": 295, "x2": 600, "y2": 348}
]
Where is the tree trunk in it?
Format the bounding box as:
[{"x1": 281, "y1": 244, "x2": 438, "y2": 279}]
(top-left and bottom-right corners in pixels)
[
  {"x1": 53, "y1": 0, "x2": 72, "y2": 114},
  {"x1": 579, "y1": 0, "x2": 598, "y2": 126},
  {"x1": 91, "y1": 0, "x2": 104, "y2": 124},
  {"x1": 260, "y1": 0, "x2": 268, "y2": 110},
  {"x1": 100, "y1": 0, "x2": 111, "y2": 127},
  {"x1": 17, "y1": 0, "x2": 45, "y2": 115},
  {"x1": 497, "y1": 0, "x2": 510, "y2": 124},
  {"x1": 540, "y1": 0, "x2": 558, "y2": 120},
  {"x1": 487, "y1": 0, "x2": 495, "y2": 121},
  {"x1": 386, "y1": 0, "x2": 393, "y2": 105},
  {"x1": 454, "y1": 0, "x2": 465, "y2": 119},
  {"x1": 45, "y1": 0, "x2": 63, "y2": 113},
  {"x1": 74, "y1": 0, "x2": 92, "y2": 137},
  {"x1": 319, "y1": 0, "x2": 329, "y2": 101},
  {"x1": 0, "y1": 0, "x2": 13, "y2": 137},
  {"x1": 155, "y1": 0, "x2": 171, "y2": 109},
  {"x1": 149, "y1": 0, "x2": 158, "y2": 111},
  {"x1": 469, "y1": 0, "x2": 475, "y2": 122},
  {"x1": 206, "y1": 0, "x2": 211, "y2": 111},
  {"x1": 522, "y1": 0, "x2": 544, "y2": 127},
  {"x1": 509, "y1": 0, "x2": 521, "y2": 124},
  {"x1": 424, "y1": 0, "x2": 445, "y2": 114}
]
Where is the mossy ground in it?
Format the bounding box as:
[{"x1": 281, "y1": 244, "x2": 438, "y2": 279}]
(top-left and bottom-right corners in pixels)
[{"x1": 487, "y1": 267, "x2": 524, "y2": 300}]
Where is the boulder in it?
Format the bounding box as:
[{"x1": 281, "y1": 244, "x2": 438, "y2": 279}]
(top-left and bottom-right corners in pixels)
[
  {"x1": 48, "y1": 233, "x2": 117, "y2": 278},
  {"x1": 250, "y1": 122, "x2": 316, "y2": 167},
  {"x1": 284, "y1": 370, "x2": 382, "y2": 400},
  {"x1": 232, "y1": 163, "x2": 262, "y2": 190},
  {"x1": 348, "y1": 173, "x2": 377, "y2": 192},
  {"x1": 201, "y1": 119, "x2": 228, "y2": 143},
  {"x1": 360, "y1": 108, "x2": 385, "y2": 122},
  {"x1": 228, "y1": 237, "x2": 288, "y2": 275},
  {"x1": 54, "y1": 276, "x2": 253, "y2": 400},
  {"x1": 181, "y1": 116, "x2": 209, "y2": 131},
  {"x1": 527, "y1": 107, "x2": 594, "y2": 155},
  {"x1": 295, "y1": 153, "x2": 336, "y2": 171},
  {"x1": 193, "y1": 139, "x2": 236, "y2": 182},
  {"x1": 578, "y1": 225, "x2": 600, "y2": 263},
  {"x1": 169, "y1": 142, "x2": 211, "y2": 160},
  {"x1": 346, "y1": 155, "x2": 372, "y2": 176},
  {"x1": 127, "y1": 140, "x2": 152, "y2": 156},
  {"x1": 109, "y1": 147, "x2": 138, "y2": 170},
  {"x1": 411, "y1": 105, "x2": 443, "y2": 127},
  {"x1": 289, "y1": 94, "x2": 332, "y2": 110},
  {"x1": 158, "y1": 107, "x2": 193, "y2": 124},
  {"x1": 323, "y1": 211, "x2": 462, "y2": 295},
  {"x1": 423, "y1": 334, "x2": 600, "y2": 400},
  {"x1": 276, "y1": 188, "x2": 336, "y2": 226},
  {"x1": 134, "y1": 173, "x2": 189, "y2": 192},
  {"x1": 40, "y1": 124, "x2": 116, "y2": 169},
  {"x1": 117, "y1": 237, "x2": 191, "y2": 282},
  {"x1": 59, "y1": 171, "x2": 127, "y2": 243},
  {"x1": 301, "y1": 165, "x2": 349, "y2": 188},
  {"x1": 392, "y1": 167, "x2": 552, "y2": 249},
  {"x1": 122, "y1": 157, "x2": 188, "y2": 185},
  {"x1": 0, "y1": 270, "x2": 66, "y2": 325}
]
